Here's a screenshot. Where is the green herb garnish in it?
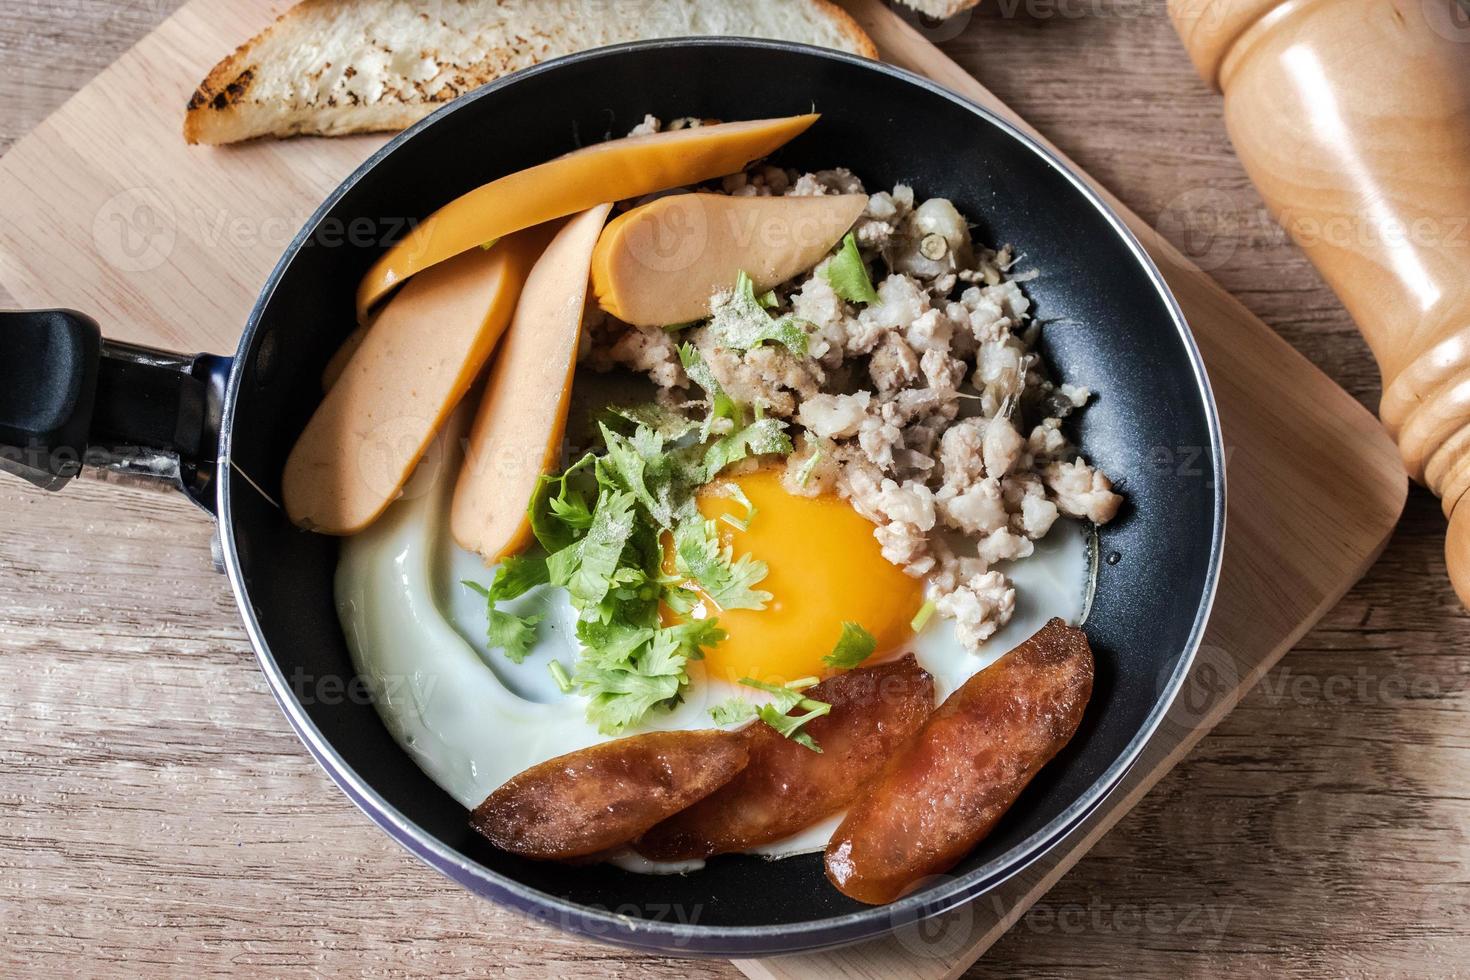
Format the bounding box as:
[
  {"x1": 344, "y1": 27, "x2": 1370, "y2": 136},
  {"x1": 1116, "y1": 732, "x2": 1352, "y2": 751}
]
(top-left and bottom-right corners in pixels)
[
  {"x1": 462, "y1": 579, "x2": 545, "y2": 665},
  {"x1": 524, "y1": 371, "x2": 793, "y2": 733},
  {"x1": 824, "y1": 232, "x2": 878, "y2": 305},
  {"x1": 911, "y1": 599, "x2": 937, "y2": 632},
  {"x1": 672, "y1": 517, "x2": 772, "y2": 611},
  {"x1": 708, "y1": 270, "x2": 810, "y2": 355},
  {"x1": 821, "y1": 621, "x2": 877, "y2": 669},
  {"x1": 678, "y1": 342, "x2": 739, "y2": 440},
  {"x1": 715, "y1": 482, "x2": 758, "y2": 532},
  {"x1": 486, "y1": 554, "x2": 549, "y2": 600},
  {"x1": 709, "y1": 698, "x2": 759, "y2": 726},
  {"x1": 739, "y1": 677, "x2": 831, "y2": 752},
  {"x1": 795, "y1": 446, "x2": 824, "y2": 488},
  {"x1": 758, "y1": 700, "x2": 832, "y2": 753}
]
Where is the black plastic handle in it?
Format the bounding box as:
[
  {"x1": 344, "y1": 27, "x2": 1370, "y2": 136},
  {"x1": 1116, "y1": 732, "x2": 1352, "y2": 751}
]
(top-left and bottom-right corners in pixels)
[{"x1": 0, "y1": 309, "x2": 230, "y2": 514}]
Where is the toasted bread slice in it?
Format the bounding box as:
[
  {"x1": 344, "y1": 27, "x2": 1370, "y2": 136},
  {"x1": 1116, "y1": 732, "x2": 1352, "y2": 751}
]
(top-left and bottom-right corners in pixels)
[{"x1": 183, "y1": 0, "x2": 876, "y2": 145}]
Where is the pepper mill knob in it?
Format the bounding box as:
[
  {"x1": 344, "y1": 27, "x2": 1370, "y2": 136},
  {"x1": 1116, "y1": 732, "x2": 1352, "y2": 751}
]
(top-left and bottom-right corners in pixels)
[{"x1": 1168, "y1": 0, "x2": 1470, "y2": 603}]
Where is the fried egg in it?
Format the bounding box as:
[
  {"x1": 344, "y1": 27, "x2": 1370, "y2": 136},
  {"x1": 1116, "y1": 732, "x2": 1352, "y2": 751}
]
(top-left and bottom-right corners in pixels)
[
  {"x1": 336, "y1": 412, "x2": 1092, "y2": 871},
  {"x1": 680, "y1": 468, "x2": 925, "y2": 685}
]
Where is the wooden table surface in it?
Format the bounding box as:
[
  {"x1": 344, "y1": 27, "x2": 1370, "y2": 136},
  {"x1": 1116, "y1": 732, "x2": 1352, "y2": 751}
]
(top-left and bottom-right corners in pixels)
[{"x1": 2, "y1": 2, "x2": 1466, "y2": 977}]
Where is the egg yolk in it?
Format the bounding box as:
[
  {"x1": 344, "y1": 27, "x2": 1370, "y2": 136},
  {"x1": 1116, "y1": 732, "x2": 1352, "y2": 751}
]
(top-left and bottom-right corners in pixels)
[{"x1": 677, "y1": 467, "x2": 924, "y2": 685}]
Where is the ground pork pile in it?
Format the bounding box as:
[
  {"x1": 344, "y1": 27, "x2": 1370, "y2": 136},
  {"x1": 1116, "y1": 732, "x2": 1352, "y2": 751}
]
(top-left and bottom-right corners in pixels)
[{"x1": 583, "y1": 129, "x2": 1122, "y2": 651}]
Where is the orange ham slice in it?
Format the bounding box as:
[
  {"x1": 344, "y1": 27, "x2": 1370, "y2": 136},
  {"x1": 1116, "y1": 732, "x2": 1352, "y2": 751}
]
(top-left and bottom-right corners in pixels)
[
  {"x1": 825, "y1": 619, "x2": 1094, "y2": 904},
  {"x1": 356, "y1": 114, "x2": 820, "y2": 320},
  {"x1": 635, "y1": 654, "x2": 935, "y2": 861},
  {"x1": 283, "y1": 226, "x2": 551, "y2": 534},
  {"x1": 320, "y1": 324, "x2": 365, "y2": 391},
  {"x1": 590, "y1": 192, "x2": 866, "y2": 326},
  {"x1": 451, "y1": 204, "x2": 610, "y2": 560}
]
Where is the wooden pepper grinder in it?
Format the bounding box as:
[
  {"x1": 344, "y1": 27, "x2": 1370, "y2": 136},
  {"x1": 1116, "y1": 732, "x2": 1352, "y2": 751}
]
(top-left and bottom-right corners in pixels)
[{"x1": 1168, "y1": 0, "x2": 1470, "y2": 602}]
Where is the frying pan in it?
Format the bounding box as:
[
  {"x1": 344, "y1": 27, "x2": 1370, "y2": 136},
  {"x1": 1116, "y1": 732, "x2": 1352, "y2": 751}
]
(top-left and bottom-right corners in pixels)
[{"x1": 0, "y1": 40, "x2": 1223, "y2": 957}]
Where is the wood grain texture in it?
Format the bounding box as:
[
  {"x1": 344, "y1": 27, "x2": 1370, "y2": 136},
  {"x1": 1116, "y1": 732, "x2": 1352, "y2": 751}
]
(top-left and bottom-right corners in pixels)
[{"x1": 0, "y1": 3, "x2": 1461, "y2": 980}]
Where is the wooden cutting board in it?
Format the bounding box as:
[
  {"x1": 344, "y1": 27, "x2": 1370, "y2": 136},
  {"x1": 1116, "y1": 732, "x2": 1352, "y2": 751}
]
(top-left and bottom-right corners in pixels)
[{"x1": 0, "y1": 0, "x2": 1406, "y2": 976}]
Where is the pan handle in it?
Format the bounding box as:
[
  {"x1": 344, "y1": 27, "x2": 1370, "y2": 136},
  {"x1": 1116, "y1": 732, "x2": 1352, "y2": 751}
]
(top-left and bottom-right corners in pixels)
[{"x1": 0, "y1": 309, "x2": 231, "y2": 515}]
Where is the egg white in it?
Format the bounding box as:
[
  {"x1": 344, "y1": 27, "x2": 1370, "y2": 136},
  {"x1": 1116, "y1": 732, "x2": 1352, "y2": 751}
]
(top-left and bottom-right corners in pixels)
[{"x1": 336, "y1": 413, "x2": 1091, "y2": 872}]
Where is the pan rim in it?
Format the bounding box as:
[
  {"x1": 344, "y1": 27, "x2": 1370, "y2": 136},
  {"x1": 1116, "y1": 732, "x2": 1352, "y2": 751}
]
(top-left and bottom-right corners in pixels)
[{"x1": 216, "y1": 37, "x2": 1226, "y2": 957}]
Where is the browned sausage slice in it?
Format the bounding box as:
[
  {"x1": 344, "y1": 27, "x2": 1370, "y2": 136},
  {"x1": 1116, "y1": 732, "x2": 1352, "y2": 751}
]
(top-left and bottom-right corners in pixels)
[
  {"x1": 635, "y1": 655, "x2": 935, "y2": 861},
  {"x1": 825, "y1": 619, "x2": 1093, "y2": 904},
  {"x1": 469, "y1": 730, "x2": 748, "y2": 860}
]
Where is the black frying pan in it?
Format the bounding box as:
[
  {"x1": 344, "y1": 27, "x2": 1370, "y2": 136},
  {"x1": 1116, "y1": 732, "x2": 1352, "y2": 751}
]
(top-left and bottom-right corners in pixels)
[{"x1": 0, "y1": 40, "x2": 1223, "y2": 956}]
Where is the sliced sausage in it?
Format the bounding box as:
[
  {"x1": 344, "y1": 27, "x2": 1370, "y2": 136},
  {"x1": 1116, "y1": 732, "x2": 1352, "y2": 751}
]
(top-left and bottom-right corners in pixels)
[
  {"x1": 825, "y1": 619, "x2": 1093, "y2": 904},
  {"x1": 470, "y1": 730, "x2": 748, "y2": 860},
  {"x1": 635, "y1": 655, "x2": 935, "y2": 861}
]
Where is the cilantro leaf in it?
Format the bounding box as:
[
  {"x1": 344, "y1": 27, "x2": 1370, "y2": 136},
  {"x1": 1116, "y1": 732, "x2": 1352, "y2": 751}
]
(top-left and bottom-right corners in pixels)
[
  {"x1": 708, "y1": 271, "x2": 810, "y2": 355},
  {"x1": 579, "y1": 661, "x2": 684, "y2": 734},
  {"x1": 527, "y1": 452, "x2": 595, "y2": 552},
  {"x1": 738, "y1": 676, "x2": 808, "y2": 713},
  {"x1": 598, "y1": 424, "x2": 683, "y2": 529},
  {"x1": 604, "y1": 403, "x2": 699, "y2": 440},
  {"x1": 664, "y1": 616, "x2": 727, "y2": 656},
  {"x1": 462, "y1": 579, "x2": 544, "y2": 664},
  {"x1": 577, "y1": 624, "x2": 716, "y2": 735},
  {"x1": 713, "y1": 481, "x2": 758, "y2": 532},
  {"x1": 737, "y1": 676, "x2": 832, "y2": 752},
  {"x1": 701, "y1": 416, "x2": 792, "y2": 482},
  {"x1": 757, "y1": 700, "x2": 831, "y2": 752},
  {"x1": 661, "y1": 583, "x2": 702, "y2": 616},
  {"x1": 824, "y1": 232, "x2": 879, "y2": 305},
  {"x1": 678, "y1": 342, "x2": 739, "y2": 439},
  {"x1": 576, "y1": 620, "x2": 657, "y2": 664},
  {"x1": 672, "y1": 517, "x2": 772, "y2": 611},
  {"x1": 709, "y1": 697, "x2": 759, "y2": 726},
  {"x1": 487, "y1": 609, "x2": 543, "y2": 664},
  {"x1": 562, "y1": 489, "x2": 637, "y2": 608},
  {"x1": 821, "y1": 622, "x2": 877, "y2": 669},
  {"x1": 487, "y1": 555, "x2": 549, "y2": 601}
]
